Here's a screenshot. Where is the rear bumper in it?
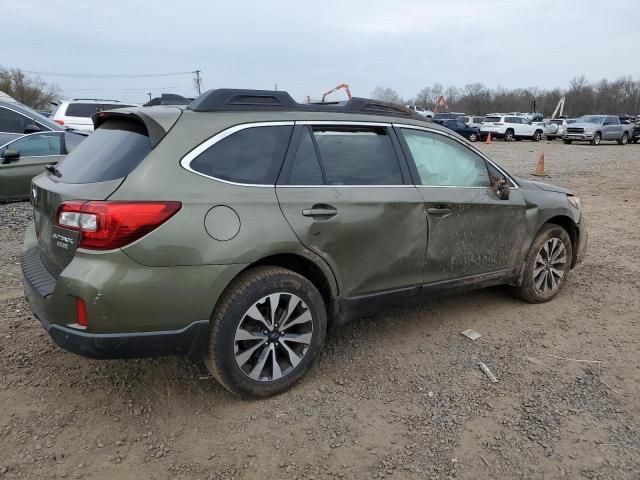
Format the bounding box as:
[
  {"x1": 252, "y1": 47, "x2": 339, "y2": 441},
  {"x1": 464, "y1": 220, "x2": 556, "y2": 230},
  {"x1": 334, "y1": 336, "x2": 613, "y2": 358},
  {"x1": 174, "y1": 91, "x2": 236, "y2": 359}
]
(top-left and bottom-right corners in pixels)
[{"x1": 21, "y1": 246, "x2": 211, "y2": 361}]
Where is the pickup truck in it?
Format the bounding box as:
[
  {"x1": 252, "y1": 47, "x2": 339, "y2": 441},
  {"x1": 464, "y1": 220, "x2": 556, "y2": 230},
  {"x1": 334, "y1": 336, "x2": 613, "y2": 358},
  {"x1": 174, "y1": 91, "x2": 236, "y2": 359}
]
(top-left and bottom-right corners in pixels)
[{"x1": 563, "y1": 115, "x2": 633, "y2": 145}]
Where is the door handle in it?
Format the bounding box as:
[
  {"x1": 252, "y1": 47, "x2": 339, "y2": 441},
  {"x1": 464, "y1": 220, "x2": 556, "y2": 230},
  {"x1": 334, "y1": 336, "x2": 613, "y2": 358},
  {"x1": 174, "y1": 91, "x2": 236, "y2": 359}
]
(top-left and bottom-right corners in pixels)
[
  {"x1": 427, "y1": 207, "x2": 452, "y2": 218},
  {"x1": 302, "y1": 204, "x2": 338, "y2": 219}
]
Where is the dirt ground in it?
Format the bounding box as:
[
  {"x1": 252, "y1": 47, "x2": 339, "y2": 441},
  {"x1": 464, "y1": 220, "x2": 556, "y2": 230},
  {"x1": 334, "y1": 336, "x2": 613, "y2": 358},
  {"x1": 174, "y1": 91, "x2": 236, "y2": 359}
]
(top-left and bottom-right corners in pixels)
[{"x1": 1, "y1": 139, "x2": 639, "y2": 480}]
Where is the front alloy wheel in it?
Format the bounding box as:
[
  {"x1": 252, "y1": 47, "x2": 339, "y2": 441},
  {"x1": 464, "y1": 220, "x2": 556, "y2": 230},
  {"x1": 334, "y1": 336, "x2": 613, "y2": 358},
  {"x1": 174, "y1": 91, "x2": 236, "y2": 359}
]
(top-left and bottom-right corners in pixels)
[
  {"x1": 533, "y1": 238, "x2": 567, "y2": 295},
  {"x1": 468, "y1": 132, "x2": 478, "y2": 142}
]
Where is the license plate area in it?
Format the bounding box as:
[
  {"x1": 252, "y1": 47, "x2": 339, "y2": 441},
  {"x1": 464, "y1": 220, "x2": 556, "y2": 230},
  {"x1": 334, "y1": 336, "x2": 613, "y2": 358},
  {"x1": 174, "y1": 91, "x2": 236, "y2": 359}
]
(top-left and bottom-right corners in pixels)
[{"x1": 51, "y1": 225, "x2": 80, "y2": 263}]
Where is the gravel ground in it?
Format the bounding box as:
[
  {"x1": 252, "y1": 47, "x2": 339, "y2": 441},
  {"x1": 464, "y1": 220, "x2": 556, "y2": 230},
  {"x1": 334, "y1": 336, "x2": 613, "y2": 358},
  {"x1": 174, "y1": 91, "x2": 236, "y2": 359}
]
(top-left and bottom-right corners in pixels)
[{"x1": 1, "y1": 140, "x2": 639, "y2": 479}]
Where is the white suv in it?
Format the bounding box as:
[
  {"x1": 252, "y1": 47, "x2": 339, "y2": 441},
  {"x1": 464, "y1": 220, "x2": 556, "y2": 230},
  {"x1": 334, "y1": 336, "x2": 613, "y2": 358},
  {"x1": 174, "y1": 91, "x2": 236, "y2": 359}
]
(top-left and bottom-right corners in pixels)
[
  {"x1": 50, "y1": 99, "x2": 137, "y2": 132},
  {"x1": 406, "y1": 105, "x2": 434, "y2": 118},
  {"x1": 480, "y1": 115, "x2": 544, "y2": 141}
]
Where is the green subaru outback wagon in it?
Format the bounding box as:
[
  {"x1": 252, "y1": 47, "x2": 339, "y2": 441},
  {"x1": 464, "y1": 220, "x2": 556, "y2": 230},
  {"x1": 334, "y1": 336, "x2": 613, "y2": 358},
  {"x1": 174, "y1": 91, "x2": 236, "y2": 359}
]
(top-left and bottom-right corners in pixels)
[{"x1": 22, "y1": 89, "x2": 587, "y2": 397}]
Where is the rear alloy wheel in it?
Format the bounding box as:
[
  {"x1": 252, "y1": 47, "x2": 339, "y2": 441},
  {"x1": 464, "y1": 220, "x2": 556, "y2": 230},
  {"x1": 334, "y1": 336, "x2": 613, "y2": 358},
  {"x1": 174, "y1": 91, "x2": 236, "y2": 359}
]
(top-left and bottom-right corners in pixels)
[
  {"x1": 206, "y1": 266, "x2": 327, "y2": 398},
  {"x1": 618, "y1": 133, "x2": 628, "y2": 145},
  {"x1": 509, "y1": 223, "x2": 572, "y2": 303},
  {"x1": 591, "y1": 133, "x2": 601, "y2": 145},
  {"x1": 468, "y1": 132, "x2": 478, "y2": 142},
  {"x1": 504, "y1": 129, "x2": 514, "y2": 141}
]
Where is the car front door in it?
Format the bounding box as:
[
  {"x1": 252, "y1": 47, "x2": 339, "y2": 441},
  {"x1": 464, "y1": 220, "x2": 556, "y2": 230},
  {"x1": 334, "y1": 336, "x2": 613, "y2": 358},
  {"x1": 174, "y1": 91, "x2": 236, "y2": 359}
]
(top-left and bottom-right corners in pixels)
[
  {"x1": 276, "y1": 123, "x2": 427, "y2": 299},
  {"x1": 395, "y1": 126, "x2": 526, "y2": 286},
  {"x1": 0, "y1": 132, "x2": 64, "y2": 200}
]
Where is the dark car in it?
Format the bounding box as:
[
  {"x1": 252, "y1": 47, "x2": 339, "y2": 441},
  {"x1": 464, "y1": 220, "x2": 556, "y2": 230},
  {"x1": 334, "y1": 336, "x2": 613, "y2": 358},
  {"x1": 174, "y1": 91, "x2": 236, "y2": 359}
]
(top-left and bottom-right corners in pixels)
[
  {"x1": 631, "y1": 123, "x2": 640, "y2": 143},
  {"x1": 21, "y1": 89, "x2": 587, "y2": 398},
  {"x1": 432, "y1": 112, "x2": 466, "y2": 120},
  {"x1": 434, "y1": 118, "x2": 481, "y2": 142},
  {"x1": 0, "y1": 100, "x2": 65, "y2": 145}
]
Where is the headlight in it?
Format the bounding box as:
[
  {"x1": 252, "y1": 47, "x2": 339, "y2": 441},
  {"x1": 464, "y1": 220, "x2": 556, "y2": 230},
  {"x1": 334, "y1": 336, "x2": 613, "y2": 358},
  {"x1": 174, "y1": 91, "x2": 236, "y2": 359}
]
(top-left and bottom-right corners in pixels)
[{"x1": 567, "y1": 195, "x2": 581, "y2": 209}]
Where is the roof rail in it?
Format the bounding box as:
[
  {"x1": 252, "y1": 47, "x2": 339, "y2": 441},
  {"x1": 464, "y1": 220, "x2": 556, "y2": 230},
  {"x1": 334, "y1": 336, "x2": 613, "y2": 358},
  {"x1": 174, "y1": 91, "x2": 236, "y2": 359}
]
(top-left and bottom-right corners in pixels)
[
  {"x1": 189, "y1": 88, "x2": 418, "y2": 119},
  {"x1": 72, "y1": 98, "x2": 120, "y2": 102}
]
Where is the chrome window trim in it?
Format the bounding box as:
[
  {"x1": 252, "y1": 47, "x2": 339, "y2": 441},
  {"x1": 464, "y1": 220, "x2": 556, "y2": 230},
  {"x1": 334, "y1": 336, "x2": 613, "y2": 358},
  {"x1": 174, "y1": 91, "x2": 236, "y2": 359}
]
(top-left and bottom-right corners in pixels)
[
  {"x1": 296, "y1": 120, "x2": 391, "y2": 127},
  {"x1": 179, "y1": 121, "x2": 295, "y2": 187},
  {"x1": 393, "y1": 123, "x2": 519, "y2": 189}
]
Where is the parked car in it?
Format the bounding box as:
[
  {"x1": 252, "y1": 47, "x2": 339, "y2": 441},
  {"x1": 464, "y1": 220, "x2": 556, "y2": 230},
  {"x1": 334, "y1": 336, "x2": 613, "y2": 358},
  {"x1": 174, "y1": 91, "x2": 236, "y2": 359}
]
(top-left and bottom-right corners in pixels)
[
  {"x1": 433, "y1": 118, "x2": 481, "y2": 141},
  {"x1": 432, "y1": 112, "x2": 466, "y2": 120},
  {"x1": 544, "y1": 118, "x2": 576, "y2": 140},
  {"x1": 406, "y1": 105, "x2": 434, "y2": 118},
  {"x1": 458, "y1": 116, "x2": 485, "y2": 129},
  {"x1": 0, "y1": 100, "x2": 65, "y2": 145},
  {"x1": 563, "y1": 115, "x2": 633, "y2": 145},
  {"x1": 50, "y1": 99, "x2": 137, "y2": 131},
  {"x1": 144, "y1": 93, "x2": 194, "y2": 106},
  {"x1": 22, "y1": 89, "x2": 587, "y2": 398},
  {"x1": 0, "y1": 130, "x2": 88, "y2": 202},
  {"x1": 527, "y1": 112, "x2": 544, "y2": 122},
  {"x1": 480, "y1": 115, "x2": 544, "y2": 141},
  {"x1": 630, "y1": 123, "x2": 640, "y2": 144}
]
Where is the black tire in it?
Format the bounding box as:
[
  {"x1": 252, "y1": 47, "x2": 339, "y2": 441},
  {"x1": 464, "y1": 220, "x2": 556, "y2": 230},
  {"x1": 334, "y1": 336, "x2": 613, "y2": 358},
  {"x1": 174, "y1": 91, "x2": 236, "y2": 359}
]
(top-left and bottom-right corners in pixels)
[
  {"x1": 617, "y1": 133, "x2": 628, "y2": 145},
  {"x1": 504, "y1": 129, "x2": 514, "y2": 141},
  {"x1": 205, "y1": 266, "x2": 327, "y2": 398},
  {"x1": 590, "y1": 132, "x2": 601, "y2": 145},
  {"x1": 509, "y1": 224, "x2": 573, "y2": 304},
  {"x1": 547, "y1": 136, "x2": 555, "y2": 141},
  {"x1": 532, "y1": 130, "x2": 542, "y2": 142},
  {"x1": 563, "y1": 139, "x2": 572, "y2": 144}
]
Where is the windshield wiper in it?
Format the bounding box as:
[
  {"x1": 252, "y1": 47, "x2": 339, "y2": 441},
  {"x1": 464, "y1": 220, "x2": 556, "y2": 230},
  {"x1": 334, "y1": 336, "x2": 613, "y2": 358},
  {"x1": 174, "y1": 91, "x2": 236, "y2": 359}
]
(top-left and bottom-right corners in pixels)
[{"x1": 45, "y1": 163, "x2": 62, "y2": 177}]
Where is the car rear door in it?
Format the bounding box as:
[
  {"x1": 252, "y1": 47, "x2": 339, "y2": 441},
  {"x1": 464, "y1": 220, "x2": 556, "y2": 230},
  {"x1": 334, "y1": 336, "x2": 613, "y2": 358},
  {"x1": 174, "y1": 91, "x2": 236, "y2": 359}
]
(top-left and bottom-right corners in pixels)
[
  {"x1": 276, "y1": 123, "x2": 427, "y2": 298},
  {"x1": 0, "y1": 132, "x2": 65, "y2": 200},
  {"x1": 395, "y1": 126, "x2": 526, "y2": 286},
  {"x1": 603, "y1": 116, "x2": 619, "y2": 140}
]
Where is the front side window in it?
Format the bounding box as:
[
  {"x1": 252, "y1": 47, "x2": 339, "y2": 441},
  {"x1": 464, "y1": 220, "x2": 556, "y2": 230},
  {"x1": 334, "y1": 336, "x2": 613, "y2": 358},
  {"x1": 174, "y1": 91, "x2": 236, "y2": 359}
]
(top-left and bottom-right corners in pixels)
[
  {"x1": 0, "y1": 107, "x2": 31, "y2": 133},
  {"x1": 312, "y1": 126, "x2": 403, "y2": 185},
  {"x1": 400, "y1": 128, "x2": 489, "y2": 187},
  {"x1": 190, "y1": 125, "x2": 293, "y2": 184},
  {"x1": 0, "y1": 132, "x2": 62, "y2": 157}
]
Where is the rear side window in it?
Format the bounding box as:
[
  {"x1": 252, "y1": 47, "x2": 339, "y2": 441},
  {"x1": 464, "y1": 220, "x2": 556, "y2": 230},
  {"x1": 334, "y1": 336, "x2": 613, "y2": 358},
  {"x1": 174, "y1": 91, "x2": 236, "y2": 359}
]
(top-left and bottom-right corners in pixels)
[
  {"x1": 56, "y1": 119, "x2": 151, "y2": 183},
  {"x1": 289, "y1": 128, "x2": 324, "y2": 185},
  {"x1": 64, "y1": 103, "x2": 100, "y2": 117},
  {"x1": 0, "y1": 107, "x2": 30, "y2": 133},
  {"x1": 190, "y1": 125, "x2": 292, "y2": 184},
  {"x1": 484, "y1": 116, "x2": 501, "y2": 123},
  {"x1": 312, "y1": 126, "x2": 403, "y2": 185}
]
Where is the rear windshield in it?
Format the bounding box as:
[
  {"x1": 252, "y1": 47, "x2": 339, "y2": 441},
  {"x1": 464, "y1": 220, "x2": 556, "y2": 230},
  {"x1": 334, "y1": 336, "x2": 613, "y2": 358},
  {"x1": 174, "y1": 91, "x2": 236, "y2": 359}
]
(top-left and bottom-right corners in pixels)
[
  {"x1": 64, "y1": 103, "x2": 100, "y2": 117},
  {"x1": 55, "y1": 118, "x2": 151, "y2": 183},
  {"x1": 484, "y1": 117, "x2": 501, "y2": 122}
]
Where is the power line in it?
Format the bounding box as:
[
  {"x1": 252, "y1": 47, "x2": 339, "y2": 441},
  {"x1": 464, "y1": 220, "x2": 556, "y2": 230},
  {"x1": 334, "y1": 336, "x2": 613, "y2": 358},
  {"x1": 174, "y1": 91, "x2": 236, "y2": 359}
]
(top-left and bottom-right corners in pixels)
[
  {"x1": 24, "y1": 70, "x2": 196, "y2": 78},
  {"x1": 64, "y1": 85, "x2": 192, "y2": 91}
]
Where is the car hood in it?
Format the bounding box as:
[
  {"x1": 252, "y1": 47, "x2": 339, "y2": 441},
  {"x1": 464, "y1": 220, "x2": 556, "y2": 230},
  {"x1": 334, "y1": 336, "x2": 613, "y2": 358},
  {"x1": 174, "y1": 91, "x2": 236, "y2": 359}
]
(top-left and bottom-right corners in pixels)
[
  {"x1": 568, "y1": 122, "x2": 600, "y2": 130},
  {"x1": 516, "y1": 178, "x2": 572, "y2": 195}
]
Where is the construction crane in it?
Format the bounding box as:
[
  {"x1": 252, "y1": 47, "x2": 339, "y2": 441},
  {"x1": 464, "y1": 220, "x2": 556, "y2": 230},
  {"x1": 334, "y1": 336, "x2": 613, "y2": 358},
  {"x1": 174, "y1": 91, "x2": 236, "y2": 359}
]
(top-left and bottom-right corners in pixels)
[
  {"x1": 434, "y1": 95, "x2": 449, "y2": 113},
  {"x1": 551, "y1": 96, "x2": 566, "y2": 119},
  {"x1": 321, "y1": 83, "x2": 352, "y2": 103}
]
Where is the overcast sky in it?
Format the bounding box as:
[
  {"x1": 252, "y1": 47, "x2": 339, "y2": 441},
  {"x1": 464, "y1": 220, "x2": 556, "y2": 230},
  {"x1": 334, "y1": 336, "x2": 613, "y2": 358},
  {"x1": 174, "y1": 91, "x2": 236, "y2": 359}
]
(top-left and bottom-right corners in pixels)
[{"x1": 3, "y1": 0, "x2": 638, "y2": 104}]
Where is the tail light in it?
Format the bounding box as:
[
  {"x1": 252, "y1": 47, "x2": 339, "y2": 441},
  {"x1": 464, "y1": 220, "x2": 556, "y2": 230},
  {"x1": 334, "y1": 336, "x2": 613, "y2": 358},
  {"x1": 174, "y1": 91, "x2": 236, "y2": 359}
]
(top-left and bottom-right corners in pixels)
[
  {"x1": 54, "y1": 119, "x2": 64, "y2": 125},
  {"x1": 56, "y1": 201, "x2": 182, "y2": 250}
]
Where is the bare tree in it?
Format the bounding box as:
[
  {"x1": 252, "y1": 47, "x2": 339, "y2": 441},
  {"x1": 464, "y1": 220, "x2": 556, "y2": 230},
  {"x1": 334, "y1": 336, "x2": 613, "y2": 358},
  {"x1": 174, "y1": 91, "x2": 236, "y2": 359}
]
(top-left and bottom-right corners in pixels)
[
  {"x1": 0, "y1": 67, "x2": 61, "y2": 110},
  {"x1": 370, "y1": 86, "x2": 403, "y2": 105}
]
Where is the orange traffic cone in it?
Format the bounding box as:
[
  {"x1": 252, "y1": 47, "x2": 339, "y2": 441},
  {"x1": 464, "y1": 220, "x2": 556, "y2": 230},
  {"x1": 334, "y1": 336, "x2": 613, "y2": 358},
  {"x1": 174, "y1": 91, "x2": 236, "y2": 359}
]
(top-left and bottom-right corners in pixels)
[
  {"x1": 532, "y1": 153, "x2": 547, "y2": 176},
  {"x1": 485, "y1": 132, "x2": 492, "y2": 144}
]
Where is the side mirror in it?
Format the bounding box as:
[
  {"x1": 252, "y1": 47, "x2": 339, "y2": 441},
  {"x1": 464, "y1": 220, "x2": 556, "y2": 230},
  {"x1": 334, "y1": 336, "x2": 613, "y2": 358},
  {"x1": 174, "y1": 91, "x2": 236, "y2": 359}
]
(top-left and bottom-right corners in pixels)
[
  {"x1": 2, "y1": 149, "x2": 20, "y2": 164},
  {"x1": 24, "y1": 124, "x2": 42, "y2": 134},
  {"x1": 491, "y1": 176, "x2": 510, "y2": 200}
]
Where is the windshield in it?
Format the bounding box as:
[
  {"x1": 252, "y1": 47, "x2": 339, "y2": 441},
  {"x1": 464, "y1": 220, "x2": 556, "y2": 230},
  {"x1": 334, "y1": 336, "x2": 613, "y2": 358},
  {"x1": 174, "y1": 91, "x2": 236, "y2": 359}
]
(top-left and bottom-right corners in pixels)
[{"x1": 578, "y1": 115, "x2": 605, "y2": 124}]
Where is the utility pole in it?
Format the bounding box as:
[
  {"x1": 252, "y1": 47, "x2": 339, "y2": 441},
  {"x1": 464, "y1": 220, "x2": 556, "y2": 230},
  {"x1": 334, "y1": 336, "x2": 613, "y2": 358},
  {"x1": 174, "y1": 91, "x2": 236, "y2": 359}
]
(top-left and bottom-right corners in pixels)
[
  {"x1": 147, "y1": 92, "x2": 152, "y2": 102},
  {"x1": 194, "y1": 70, "x2": 202, "y2": 95}
]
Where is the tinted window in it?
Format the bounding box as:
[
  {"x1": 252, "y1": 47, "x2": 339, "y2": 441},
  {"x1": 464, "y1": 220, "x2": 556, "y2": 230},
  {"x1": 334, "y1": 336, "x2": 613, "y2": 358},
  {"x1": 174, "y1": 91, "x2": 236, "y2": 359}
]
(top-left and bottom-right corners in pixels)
[
  {"x1": 56, "y1": 119, "x2": 151, "y2": 183},
  {"x1": 312, "y1": 126, "x2": 403, "y2": 185},
  {"x1": 191, "y1": 125, "x2": 292, "y2": 184},
  {"x1": 289, "y1": 128, "x2": 323, "y2": 185},
  {"x1": 484, "y1": 116, "x2": 502, "y2": 123},
  {"x1": 65, "y1": 103, "x2": 100, "y2": 117},
  {"x1": 401, "y1": 128, "x2": 489, "y2": 187},
  {"x1": 0, "y1": 132, "x2": 62, "y2": 157},
  {"x1": 604, "y1": 116, "x2": 619, "y2": 125},
  {"x1": 0, "y1": 107, "x2": 30, "y2": 133},
  {"x1": 455, "y1": 121, "x2": 467, "y2": 129}
]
